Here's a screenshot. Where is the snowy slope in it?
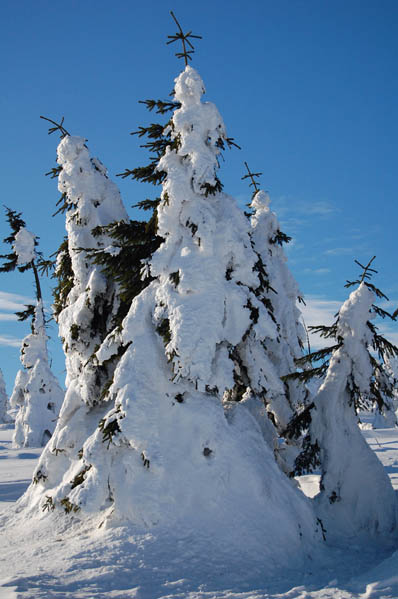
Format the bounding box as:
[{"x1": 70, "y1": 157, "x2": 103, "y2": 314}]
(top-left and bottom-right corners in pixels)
[{"x1": 0, "y1": 419, "x2": 398, "y2": 598}]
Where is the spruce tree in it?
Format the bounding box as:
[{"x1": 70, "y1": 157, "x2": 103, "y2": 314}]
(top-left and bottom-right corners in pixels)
[
  {"x1": 240, "y1": 164, "x2": 309, "y2": 471},
  {"x1": 0, "y1": 209, "x2": 64, "y2": 446},
  {"x1": 372, "y1": 355, "x2": 398, "y2": 428},
  {"x1": 0, "y1": 368, "x2": 10, "y2": 423},
  {"x1": 287, "y1": 258, "x2": 398, "y2": 537},
  {"x1": 24, "y1": 22, "x2": 321, "y2": 563},
  {"x1": 26, "y1": 122, "x2": 133, "y2": 490}
]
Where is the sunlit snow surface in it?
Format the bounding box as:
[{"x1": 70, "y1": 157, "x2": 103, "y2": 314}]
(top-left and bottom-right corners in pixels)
[{"x1": 0, "y1": 417, "x2": 398, "y2": 598}]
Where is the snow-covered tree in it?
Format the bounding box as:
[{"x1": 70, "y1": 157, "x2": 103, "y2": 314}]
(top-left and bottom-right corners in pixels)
[
  {"x1": 10, "y1": 301, "x2": 64, "y2": 447},
  {"x1": 287, "y1": 259, "x2": 398, "y2": 537},
  {"x1": 24, "y1": 63, "x2": 321, "y2": 564},
  {"x1": 241, "y1": 166, "x2": 309, "y2": 470},
  {"x1": 0, "y1": 209, "x2": 64, "y2": 446},
  {"x1": 25, "y1": 123, "x2": 135, "y2": 495},
  {"x1": 0, "y1": 368, "x2": 10, "y2": 423},
  {"x1": 372, "y1": 355, "x2": 398, "y2": 428}
]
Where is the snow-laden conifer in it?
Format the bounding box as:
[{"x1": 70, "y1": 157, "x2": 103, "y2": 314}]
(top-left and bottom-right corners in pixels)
[
  {"x1": 242, "y1": 177, "x2": 309, "y2": 470},
  {"x1": 372, "y1": 356, "x2": 398, "y2": 428},
  {"x1": 250, "y1": 189, "x2": 307, "y2": 421},
  {"x1": 25, "y1": 67, "x2": 320, "y2": 565},
  {"x1": 25, "y1": 131, "x2": 130, "y2": 494},
  {"x1": 289, "y1": 260, "x2": 398, "y2": 537},
  {"x1": 0, "y1": 209, "x2": 64, "y2": 446},
  {"x1": 11, "y1": 300, "x2": 64, "y2": 447},
  {"x1": 0, "y1": 368, "x2": 10, "y2": 423}
]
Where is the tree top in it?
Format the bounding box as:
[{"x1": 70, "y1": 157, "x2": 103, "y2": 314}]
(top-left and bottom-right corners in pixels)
[{"x1": 167, "y1": 11, "x2": 202, "y2": 66}]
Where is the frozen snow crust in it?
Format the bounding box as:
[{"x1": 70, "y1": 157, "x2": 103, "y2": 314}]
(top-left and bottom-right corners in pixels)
[{"x1": 18, "y1": 66, "x2": 323, "y2": 566}]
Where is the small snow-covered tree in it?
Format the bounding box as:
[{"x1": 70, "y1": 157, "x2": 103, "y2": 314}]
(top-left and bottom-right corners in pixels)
[
  {"x1": 0, "y1": 368, "x2": 10, "y2": 423},
  {"x1": 0, "y1": 209, "x2": 64, "y2": 446},
  {"x1": 240, "y1": 165, "x2": 309, "y2": 470},
  {"x1": 287, "y1": 258, "x2": 398, "y2": 537},
  {"x1": 10, "y1": 301, "x2": 64, "y2": 447},
  {"x1": 372, "y1": 355, "x2": 398, "y2": 428}
]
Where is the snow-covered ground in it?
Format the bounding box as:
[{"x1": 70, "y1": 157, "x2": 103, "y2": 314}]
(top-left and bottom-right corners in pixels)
[{"x1": 1, "y1": 418, "x2": 398, "y2": 599}]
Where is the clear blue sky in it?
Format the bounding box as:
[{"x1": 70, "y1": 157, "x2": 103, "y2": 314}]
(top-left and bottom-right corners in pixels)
[{"x1": 1, "y1": 0, "x2": 397, "y2": 393}]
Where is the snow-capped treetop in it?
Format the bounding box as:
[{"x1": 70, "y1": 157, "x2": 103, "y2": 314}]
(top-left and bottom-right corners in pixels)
[
  {"x1": 57, "y1": 135, "x2": 128, "y2": 295},
  {"x1": 330, "y1": 282, "x2": 374, "y2": 393},
  {"x1": 147, "y1": 65, "x2": 273, "y2": 391},
  {"x1": 13, "y1": 228, "x2": 36, "y2": 266},
  {"x1": 250, "y1": 189, "x2": 304, "y2": 353},
  {"x1": 249, "y1": 187, "x2": 307, "y2": 426},
  {"x1": 20, "y1": 301, "x2": 48, "y2": 369}
]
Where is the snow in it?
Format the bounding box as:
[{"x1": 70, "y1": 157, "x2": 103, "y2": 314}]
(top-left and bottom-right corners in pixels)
[
  {"x1": 0, "y1": 420, "x2": 398, "y2": 598},
  {"x1": 12, "y1": 228, "x2": 36, "y2": 266}
]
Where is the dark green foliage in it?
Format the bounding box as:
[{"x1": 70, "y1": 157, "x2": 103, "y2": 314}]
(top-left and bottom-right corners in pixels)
[
  {"x1": 175, "y1": 393, "x2": 184, "y2": 403},
  {"x1": 133, "y1": 198, "x2": 161, "y2": 212},
  {"x1": 156, "y1": 319, "x2": 171, "y2": 346},
  {"x1": 292, "y1": 436, "x2": 321, "y2": 476},
  {"x1": 70, "y1": 324, "x2": 80, "y2": 341},
  {"x1": 99, "y1": 378, "x2": 114, "y2": 403},
  {"x1": 200, "y1": 179, "x2": 223, "y2": 197},
  {"x1": 117, "y1": 120, "x2": 178, "y2": 186},
  {"x1": 169, "y1": 271, "x2": 180, "y2": 287},
  {"x1": 99, "y1": 408, "x2": 122, "y2": 448},
  {"x1": 70, "y1": 465, "x2": 92, "y2": 490},
  {"x1": 89, "y1": 219, "x2": 162, "y2": 329},
  {"x1": 45, "y1": 165, "x2": 63, "y2": 179},
  {"x1": 270, "y1": 230, "x2": 292, "y2": 246},
  {"x1": 226, "y1": 346, "x2": 249, "y2": 402},
  {"x1": 52, "y1": 447, "x2": 66, "y2": 456},
  {"x1": 52, "y1": 238, "x2": 74, "y2": 317},
  {"x1": 186, "y1": 220, "x2": 198, "y2": 236},
  {"x1": 60, "y1": 497, "x2": 80, "y2": 513},
  {"x1": 33, "y1": 469, "x2": 48, "y2": 485},
  {"x1": 245, "y1": 299, "x2": 259, "y2": 325},
  {"x1": 139, "y1": 99, "x2": 180, "y2": 114},
  {"x1": 141, "y1": 452, "x2": 150, "y2": 468},
  {"x1": 42, "y1": 496, "x2": 55, "y2": 512},
  {"x1": 283, "y1": 402, "x2": 315, "y2": 441},
  {"x1": 52, "y1": 192, "x2": 71, "y2": 217},
  {"x1": 251, "y1": 255, "x2": 277, "y2": 323},
  {"x1": 216, "y1": 137, "x2": 241, "y2": 152},
  {"x1": 328, "y1": 490, "x2": 341, "y2": 504},
  {"x1": 15, "y1": 304, "x2": 35, "y2": 323}
]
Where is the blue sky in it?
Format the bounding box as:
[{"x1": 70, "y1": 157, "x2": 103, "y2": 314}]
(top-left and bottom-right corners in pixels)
[{"x1": 1, "y1": 0, "x2": 398, "y2": 392}]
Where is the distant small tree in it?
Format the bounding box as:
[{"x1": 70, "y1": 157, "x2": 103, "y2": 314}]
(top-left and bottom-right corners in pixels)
[
  {"x1": 0, "y1": 208, "x2": 64, "y2": 446},
  {"x1": 372, "y1": 355, "x2": 398, "y2": 428},
  {"x1": 0, "y1": 368, "x2": 10, "y2": 423}
]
